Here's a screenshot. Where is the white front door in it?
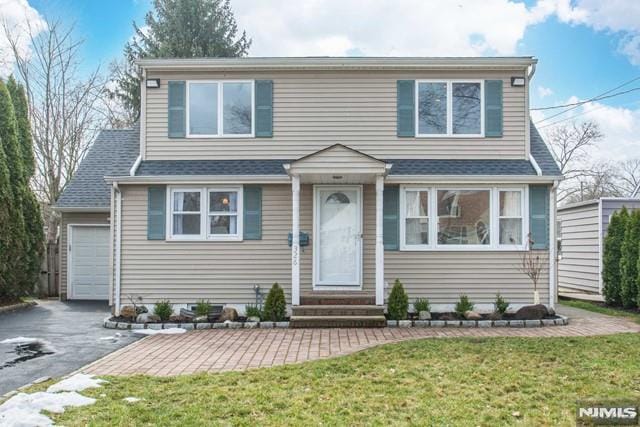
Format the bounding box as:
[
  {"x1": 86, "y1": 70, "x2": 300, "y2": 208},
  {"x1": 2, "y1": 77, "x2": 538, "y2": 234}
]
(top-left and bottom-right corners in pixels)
[{"x1": 314, "y1": 186, "x2": 362, "y2": 288}]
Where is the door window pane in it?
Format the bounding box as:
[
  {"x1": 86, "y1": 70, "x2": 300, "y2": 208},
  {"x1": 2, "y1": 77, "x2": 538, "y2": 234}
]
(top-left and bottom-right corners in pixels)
[
  {"x1": 452, "y1": 83, "x2": 481, "y2": 134},
  {"x1": 418, "y1": 82, "x2": 447, "y2": 134},
  {"x1": 189, "y1": 83, "x2": 218, "y2": 135},
  {"x1": 223, "y1": 82, "x2": 252, "y2": 135},
  {"x1": 437, "y1": 190, "x2": 490, "y2": 245}
]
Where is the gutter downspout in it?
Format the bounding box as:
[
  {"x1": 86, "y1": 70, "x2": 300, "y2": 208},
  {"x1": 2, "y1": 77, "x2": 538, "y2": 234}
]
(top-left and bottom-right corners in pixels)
[
  {"x1": 529, "y1": 155, "x2": 542, "y2": 176},
  {"x1": 130, "y1": 155, "x2": 142, "y2": 177},
  {"x1": 113, "y1": 181, "x2": 122, "y2": 315},
  {"x1": 549, "y1": 179, "x2": 558, "y2": 308},
  {"x1": 528, "y1": 63, "x2": 537, "y2": 80}
]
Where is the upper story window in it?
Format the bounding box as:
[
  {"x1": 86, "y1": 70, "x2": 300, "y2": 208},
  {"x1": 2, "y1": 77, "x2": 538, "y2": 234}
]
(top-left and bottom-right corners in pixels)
[
  {"x1": 416, "y1": 80, "x2": 484, "y2": 137},
  {"x1": 187, "y1": 81, "x2": 254, "y2": 138}
]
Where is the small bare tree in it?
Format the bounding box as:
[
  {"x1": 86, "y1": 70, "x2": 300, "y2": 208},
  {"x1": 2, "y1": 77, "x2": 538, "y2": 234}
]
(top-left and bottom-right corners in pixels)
[
  {"x1": 3, "y1": 18, "x2": 107, "y2": 243},
  {"x1": 519, "y1": 234, "x2": 544, "y2": 304},
  {"x1": 546, "y1": 120, "x2": 603, "y2": 203}
]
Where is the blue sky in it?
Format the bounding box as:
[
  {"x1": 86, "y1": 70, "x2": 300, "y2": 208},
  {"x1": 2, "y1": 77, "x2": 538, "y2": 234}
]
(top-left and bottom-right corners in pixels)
[{"x1": 2, "y1": 0, "x2": 640, "y2": 160}]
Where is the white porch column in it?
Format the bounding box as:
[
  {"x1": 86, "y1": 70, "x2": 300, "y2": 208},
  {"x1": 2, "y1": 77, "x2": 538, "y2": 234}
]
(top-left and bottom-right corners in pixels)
[
  {"x1": 375, "y1": 175, "x2": 385, "y2": 306},
  {"x1": 291, "y1": 175, "x2": 301, "y2": 306}
]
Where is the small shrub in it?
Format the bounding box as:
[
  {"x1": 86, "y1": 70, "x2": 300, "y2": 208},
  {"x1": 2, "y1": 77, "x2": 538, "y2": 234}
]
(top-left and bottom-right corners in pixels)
[
  {"x1": 388, "y1": 279, "x2": 409, "y2": 320},
  {"x1": 413, "y1": 298, "x2": 431, "y2": 313},
  {"x1": 154, "y1": 300, "x2": 173, "y2": 321},
  {"x1": 245, "y1": 303, "x2": 262, "y2": 319},
  {"x1": 263, "y1": 283, "x2": 286, "y2": 321},
  {"x1": 494, "y1": 293, "x2": 509, "y2": 315},
  {"x1": 195, "y1": 300, "x2": 211, "y2": 317},
  {"x1": 455, "y1": 295, "x2": 474, "y2": 317}
]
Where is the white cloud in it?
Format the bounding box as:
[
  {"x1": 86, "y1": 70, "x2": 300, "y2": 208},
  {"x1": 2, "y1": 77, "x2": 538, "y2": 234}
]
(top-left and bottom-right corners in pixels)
[
  {"x1": 0, "y1": 0, "x2": 47, "y2": 78},
  {"x1": 232, "y1": 0, "x2": 558, "y2": 57},
  {"x1": 537, "y1": 85, "x2": 554, "y2": 98}
]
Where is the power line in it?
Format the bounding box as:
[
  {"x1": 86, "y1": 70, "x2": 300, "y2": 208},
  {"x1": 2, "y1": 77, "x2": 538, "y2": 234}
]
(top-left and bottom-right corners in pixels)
[
  {"x1": 533, "y1": 75, "x2": 640, "y2": 124},
  {"x1": 536, "y1": 98, "x2": 640, "y2": 130},
  {"x1": 531, "y1": 87, "x2": 640, "y2": 111}
]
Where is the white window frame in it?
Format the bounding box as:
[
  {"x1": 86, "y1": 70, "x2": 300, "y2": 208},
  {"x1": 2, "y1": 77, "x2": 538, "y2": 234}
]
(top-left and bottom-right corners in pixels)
[
  {"x1": 399, "y1": 187, "x2": 432, "y2": 250},
  {"x1": 185, "y1": 80, "x2": 255, "y2": 138},
  {"x1": 399, "y1": 185, "x2": 528, "y2": 251},
  {"x1": 167, "y1": 186, "x2": 243, "y2": 241},
  {"x1": 207, "y1": 186, "x2": 244, "y2": 241},
  {"x1": 415, "y1": 80, "x2": 485, "y2": 138}
]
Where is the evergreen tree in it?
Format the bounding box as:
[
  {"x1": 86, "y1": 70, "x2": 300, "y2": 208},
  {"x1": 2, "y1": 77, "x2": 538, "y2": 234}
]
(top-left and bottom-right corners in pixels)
[
  {"x1": 112, "y1": 0, "x2": 251, "y2": 122},
  {"x1": 7, "y1": 77, "x2": 44, "y2": 290},
  {"x1": 602, "y1": 208, "x2": 629, "y2": 306},
  {"x1": 620, "y1": 210, "x2": 640, "y2": 308},
  {"x1": 0, "y1": 132, "x2": 13, "y2": 300},
  {"x1": 0, "y1": 80, "x2": 27, "y2": 298}
]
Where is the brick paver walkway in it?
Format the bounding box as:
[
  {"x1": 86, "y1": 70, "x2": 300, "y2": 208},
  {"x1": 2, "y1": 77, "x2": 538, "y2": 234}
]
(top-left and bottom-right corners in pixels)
[{"x1": 83, "y1": 305, "x2": 640, "y2": 376}]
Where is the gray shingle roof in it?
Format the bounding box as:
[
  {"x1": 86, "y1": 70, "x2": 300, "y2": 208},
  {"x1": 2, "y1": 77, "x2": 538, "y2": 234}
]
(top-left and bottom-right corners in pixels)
[
  {"x1": 55, "y1": 127, "x2": 140, "y2": 209},
  {"x1": 530, "y1": 123, "x2": 561, "y2": 176},
  {"x1": 388, "y1": 159, "x2": 537, "y2": 175},
  {"x1": 136, "y1": 159, "x2": 287, "y2": 176}
]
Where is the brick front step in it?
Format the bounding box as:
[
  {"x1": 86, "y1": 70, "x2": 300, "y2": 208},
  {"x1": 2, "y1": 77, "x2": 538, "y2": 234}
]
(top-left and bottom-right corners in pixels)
[
  {"x1": 300, "y1": 293, "x2": 376, "y2": 306},
  {"x1": 289, "y1": 315, "x2": 387, "y2": 328},
  {"x1": 292, "y1": 305, "x2": 384, "y2": 317}
]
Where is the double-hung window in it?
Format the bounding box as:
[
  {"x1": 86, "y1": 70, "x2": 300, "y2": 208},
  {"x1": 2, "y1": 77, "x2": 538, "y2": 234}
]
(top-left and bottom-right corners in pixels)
[
  {"x1": 416, "y1": 80, "x2": 483, "y2": 137},
  {"x1": 169, "y1": 186, "x2": 243, "y2": 241},
  {"x1": 400, "y1": 186, "x2": 526, "y2": 250},
  {"x1": 187, "y1": 81, "x2": 254, "y2": 137}
]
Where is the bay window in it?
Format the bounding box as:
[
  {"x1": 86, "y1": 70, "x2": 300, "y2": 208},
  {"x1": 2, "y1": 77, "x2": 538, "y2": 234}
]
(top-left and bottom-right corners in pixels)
[
  {"x1": 400, "y1": 186, "x2": 526, "y2": 250},
  {"x1": 187, "y1": 81, "x2": 254, "y2": 137},
  {"x1": 169, "y1": 186, "x2": 243, "y2": 240},
  {"x1": 416, "y1": 80, "x2": 483, "y2": 137}
]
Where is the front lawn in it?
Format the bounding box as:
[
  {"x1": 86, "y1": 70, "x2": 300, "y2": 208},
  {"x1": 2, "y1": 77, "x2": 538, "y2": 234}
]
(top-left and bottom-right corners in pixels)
[
  {"x1": 50, "y1": 334, "x2": 640, "y2": 426},
  {"x1": 560, "y1": 299, "x2": 640, "y2": 324}
]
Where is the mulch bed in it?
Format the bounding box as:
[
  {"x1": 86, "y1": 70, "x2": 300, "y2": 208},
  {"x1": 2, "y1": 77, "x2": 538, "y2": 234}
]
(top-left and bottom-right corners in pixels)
[{"x1": 406, "y1": 312, "x2": 561, "y2": 321}]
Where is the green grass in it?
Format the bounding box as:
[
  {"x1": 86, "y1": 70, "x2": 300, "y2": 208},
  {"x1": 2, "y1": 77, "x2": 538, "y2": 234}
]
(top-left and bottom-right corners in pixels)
[
  {"x1": 51, "y1": 334, "x2": 640, "y2": 426},
  {"x1": 560, "y1": 299, "x2": 640, "y2": 324}
]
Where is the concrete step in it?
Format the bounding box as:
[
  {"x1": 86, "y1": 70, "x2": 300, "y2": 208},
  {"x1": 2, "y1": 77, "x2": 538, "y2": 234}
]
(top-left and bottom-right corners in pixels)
[
  {"x1": 300, "y1": 293, "x2": 376, "y2": 306},
  {"x1": 289, "y1": 315, "x2": 387, "y2": 328},
  {"x1": 292, "y1": 305, "x2": 384, "y2": 317}
]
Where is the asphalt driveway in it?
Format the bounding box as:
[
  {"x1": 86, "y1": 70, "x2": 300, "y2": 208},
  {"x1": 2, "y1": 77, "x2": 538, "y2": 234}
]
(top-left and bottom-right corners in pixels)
[{"x1": 0, "y1": 300, "x2": 139, "y2": 395}]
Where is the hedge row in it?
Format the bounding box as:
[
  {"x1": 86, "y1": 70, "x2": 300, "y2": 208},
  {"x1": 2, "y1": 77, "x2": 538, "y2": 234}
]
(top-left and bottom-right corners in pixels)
[
  {"x1": 0, "y1": 77, "x2": 43, "y2": 301},
  {"x1": 602, "y1": 207, "x2": 640, "y2": 308}
]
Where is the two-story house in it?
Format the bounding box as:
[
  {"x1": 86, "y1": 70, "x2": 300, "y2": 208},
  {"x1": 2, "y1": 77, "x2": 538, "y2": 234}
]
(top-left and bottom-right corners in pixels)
[{"x1": 55, "y1": 57, "x2": 561, "y2": 326}]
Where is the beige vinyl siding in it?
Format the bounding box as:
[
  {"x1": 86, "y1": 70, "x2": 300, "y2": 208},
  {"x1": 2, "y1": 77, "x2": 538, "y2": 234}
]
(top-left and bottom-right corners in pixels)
[
  {"x1": 59, "y1": 212, "x2": 110, "y2": 300},
  {"x1": 385, "y1": 251, "x2": 549, "y2": 305},
  {"x1": 144, "y1": 69, "x2": 526, "y2": 161},
  {"x1": 117, "y1": 183, "x2": 548, "y2": 307},
  {"x1": 557, "y1": 203, "x2": 600, "y2": 294},
  {"x1": 289, "y1": 145, "x2": 386, "y2": 176}
]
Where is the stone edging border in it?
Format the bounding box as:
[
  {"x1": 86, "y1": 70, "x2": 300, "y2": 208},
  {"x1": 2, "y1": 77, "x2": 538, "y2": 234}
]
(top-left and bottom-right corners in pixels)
[
  {"x1": 387, "y1": 315, "x2": 569, "y2": 328},
  {"x1": 103, "y1": 317, "x2": 290, "y2": 330},
  {"x1": 104, "y1": 315, "x2": 569, "y2": 330},
  {"x1": 0, "y1": 300, "x2": 37, "y2": 315}
]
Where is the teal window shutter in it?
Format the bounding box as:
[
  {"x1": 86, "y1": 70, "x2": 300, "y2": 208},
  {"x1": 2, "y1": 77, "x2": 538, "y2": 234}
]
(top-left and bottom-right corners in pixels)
[
  {"x1": 255, "y1": 80, "x2": 273, "y2": 137},
  {"x1": 168, "y1": 81, "x2": 186, "y2": 138},
  {"x1": 147, "y1": 186, "x2": 166, "y2": 240},
  {"x1": 383, "y1": 185, "x2": 400, "y2": 250},
  {"x1": 397, "y1": 80, "x2": 415, "y2": 137},
  {"x1": 529, "y1": 185, "x2": 549, "y2": 249},
  {"x1": 243, "y1": 186, "x2": 262, "y2": 240},
  {"x1": 484, "y1": 80, "x2": 503, "y2": 137}
]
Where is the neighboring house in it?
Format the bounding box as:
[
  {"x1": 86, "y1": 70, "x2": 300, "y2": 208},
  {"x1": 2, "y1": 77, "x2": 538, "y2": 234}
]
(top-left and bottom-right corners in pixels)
[
  {"x1": 557, "y1": 197, "x2": 640, "y2": 297},
  {"x1": 55, "y1": 57, "x2": 561, "y2": 324}
]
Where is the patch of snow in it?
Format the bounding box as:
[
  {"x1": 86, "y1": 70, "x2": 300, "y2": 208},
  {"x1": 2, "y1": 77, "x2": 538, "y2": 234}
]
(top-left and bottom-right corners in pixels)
[
  {"x1": 132, "y1": 328, "x2": 187, "y2": 336},
  {"x1": 99, "y1": 336, "x2": 118, "y2": 341},
  {"x1": 0, "y1": 337, "x2": 39, "y2": 345},
  {"x1": 123, "y1": 397, "x2": 141, "y2": 403},
  {"x1": 0, "y1": 391, "x2": 95, "y2": 427},
  {"x1": 46, "y1": 374, "x2": 107, "y2": 393}
]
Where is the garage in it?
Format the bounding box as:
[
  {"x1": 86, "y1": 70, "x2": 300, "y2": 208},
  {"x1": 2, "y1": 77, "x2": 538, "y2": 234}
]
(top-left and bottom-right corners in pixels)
[{"x1": 68, "y1": 225, "x2": 110, "y2": 300}]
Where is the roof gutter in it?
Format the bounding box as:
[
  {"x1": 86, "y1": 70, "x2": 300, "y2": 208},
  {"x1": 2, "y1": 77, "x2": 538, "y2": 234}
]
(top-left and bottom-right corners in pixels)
[
  {"x1": 52, "y1": 206, "x2": 110, "y2": 213},
  {"x1": 384, "y1": 174, "x2": 561, "y2": 184},
  {"x1": 106, "y1": 174, "x2": 290, "y2": 184}
]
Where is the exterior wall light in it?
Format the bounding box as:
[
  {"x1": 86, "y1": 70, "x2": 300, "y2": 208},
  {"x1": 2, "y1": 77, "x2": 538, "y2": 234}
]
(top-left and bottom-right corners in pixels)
[
  {"x1": 511, "y1": 77, "x2": 525, "y2": 87},
  {"x1": 146, "y1": 78, "x2": 161, "y2": 89}
]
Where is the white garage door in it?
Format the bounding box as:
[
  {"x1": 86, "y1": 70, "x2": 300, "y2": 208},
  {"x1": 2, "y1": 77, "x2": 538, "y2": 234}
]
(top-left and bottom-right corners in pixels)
[{"x1": 69, "y1": 226, "x2": 109, "y2": 300}]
